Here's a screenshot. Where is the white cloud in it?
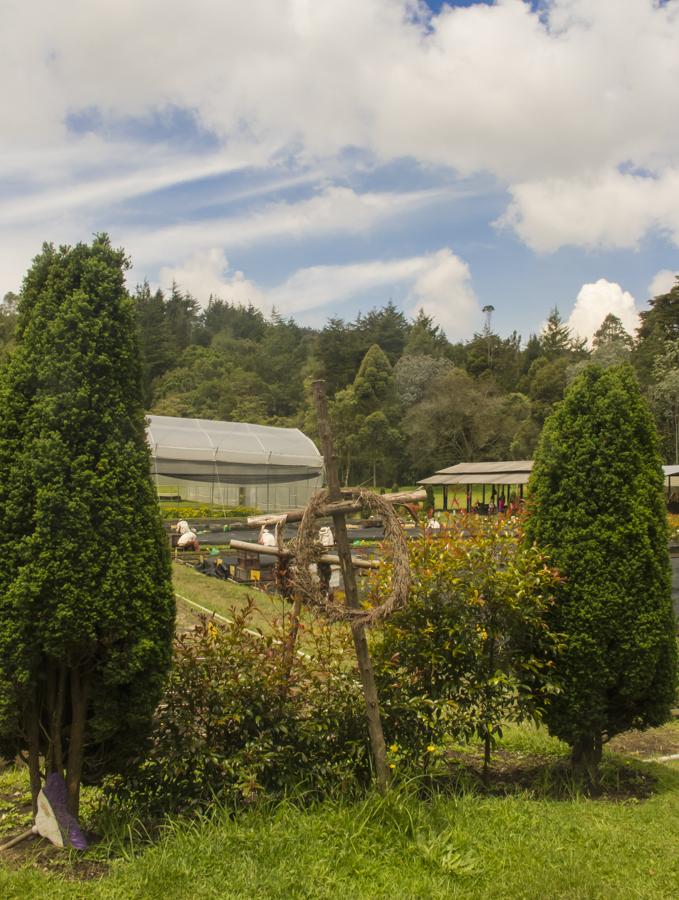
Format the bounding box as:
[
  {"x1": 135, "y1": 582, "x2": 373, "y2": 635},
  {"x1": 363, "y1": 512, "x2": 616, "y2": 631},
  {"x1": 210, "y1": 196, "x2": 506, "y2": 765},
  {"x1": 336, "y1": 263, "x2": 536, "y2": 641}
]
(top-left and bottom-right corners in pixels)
[
  {"x1": 268, "y1": 247, "x2": 479, "y2": 338},
  {"x1": 408, "y1": 249, "x2": 478, "y2": 339},
  {"x1": 648, "y1": 269, "x2": 678, "y2": 299},
  {"x1": 498, "y1": 168, "x2": 679, "y2": 253},
  {"x1": 160, "y1": 246, "x2": 480, "y2": 338},
  {"x1": 158, "y1": 249, "x2": 264, "y2": 309},
  {"x1": 4, "y1": 0, "x2": 679, "y2": 282},
  {"x1": 566, "y1": 279, "x2": 639, "y2": 344}
]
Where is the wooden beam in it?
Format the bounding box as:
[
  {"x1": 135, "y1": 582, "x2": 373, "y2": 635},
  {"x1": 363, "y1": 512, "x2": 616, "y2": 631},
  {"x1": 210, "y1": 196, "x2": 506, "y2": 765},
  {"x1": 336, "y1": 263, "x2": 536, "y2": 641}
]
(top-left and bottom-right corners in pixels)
[
  {"x1": 229, "y1": 539, "x2": 380, "y2": 570},
  {"x1": 247, "y1": 489, "x2": 426, "y2": 527}
]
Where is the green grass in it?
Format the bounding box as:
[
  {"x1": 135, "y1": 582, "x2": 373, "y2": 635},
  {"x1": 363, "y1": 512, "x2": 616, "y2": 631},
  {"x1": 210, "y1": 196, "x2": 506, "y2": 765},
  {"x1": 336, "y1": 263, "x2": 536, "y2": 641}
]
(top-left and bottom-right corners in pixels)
[
  {"x1": 172, "y1": 561, "x2": 292, "y2": 632},
  {"x1": 3, "y1": 753, "x2": 679, "y2": 899}
]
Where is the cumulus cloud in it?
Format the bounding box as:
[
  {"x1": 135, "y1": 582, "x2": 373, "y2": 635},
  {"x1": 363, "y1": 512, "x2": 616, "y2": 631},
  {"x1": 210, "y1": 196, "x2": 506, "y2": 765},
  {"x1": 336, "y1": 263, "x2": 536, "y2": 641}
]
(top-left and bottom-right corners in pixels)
[
  {"x1": 4, "y1": 0, "x2": 679, "y2": 292},
  {"x1": 566, "y1": 279, "x2": 639, "y2": 345},
  {"x1": 160, "y1": 246, "x2": 480, "y2": 339},
  {"x1": 268, "y1": 247, "x2": 479, "y2": 338},
  {"x1": 159, "y1": 249, "x2": 264, "y2": 309},
  {"x1": 498, "y1": 168, "x2": 679, "y2": 253},
  {"x1": 648, "y1": 269, "x2": 678, "y2": 299},
  {"x1": 408, "y1": 249, "x2": 478, "y2": 339}
]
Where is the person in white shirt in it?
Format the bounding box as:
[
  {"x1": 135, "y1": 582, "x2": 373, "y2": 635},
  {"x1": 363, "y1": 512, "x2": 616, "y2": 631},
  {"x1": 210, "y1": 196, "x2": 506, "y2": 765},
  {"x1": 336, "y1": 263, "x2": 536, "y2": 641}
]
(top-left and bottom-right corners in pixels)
[
  {"x1": 318, "y1": 526, "x2": 334, "y2": 548},
  {"x1": 175, "y1": 520, "x2": 200, "y2": 551},
  {"x1": 426, "y1": 516, "x2": 441, "y2": 534},
  {"x1": 258, "y1": 526, "x2": 277, "y2": 547}
]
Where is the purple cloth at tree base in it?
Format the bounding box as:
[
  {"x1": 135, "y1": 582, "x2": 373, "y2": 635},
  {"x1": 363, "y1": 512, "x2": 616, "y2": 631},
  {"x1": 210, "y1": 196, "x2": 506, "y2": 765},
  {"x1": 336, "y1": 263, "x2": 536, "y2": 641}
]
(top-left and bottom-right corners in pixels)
[{"x1": 40, "y1": 773, "x2": 88, "y2": 850}]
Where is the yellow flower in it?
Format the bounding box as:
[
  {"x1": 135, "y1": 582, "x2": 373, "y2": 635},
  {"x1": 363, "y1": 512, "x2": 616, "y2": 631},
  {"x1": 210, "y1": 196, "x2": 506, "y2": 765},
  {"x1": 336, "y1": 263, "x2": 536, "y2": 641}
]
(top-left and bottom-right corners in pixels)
[
  {"x1": 389, "y1": 743, "x2": 399, "y2": 752},
  {"x1": 389, "y1": 763, "x2": 396, "y2": 769},
  {"x1": 426, "y1": 744, "x2": 436, "y2": 753}
]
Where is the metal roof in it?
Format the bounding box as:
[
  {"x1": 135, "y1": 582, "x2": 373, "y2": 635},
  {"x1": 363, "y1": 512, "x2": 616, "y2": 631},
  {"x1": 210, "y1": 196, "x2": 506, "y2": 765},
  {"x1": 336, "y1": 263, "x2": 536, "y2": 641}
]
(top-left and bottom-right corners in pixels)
[
  {"x1": 419, "y1": 460, "x2": 533, "y2": 485},
  {"x1": 420, "y1": 460, "x2": 679, "y2": 486}
]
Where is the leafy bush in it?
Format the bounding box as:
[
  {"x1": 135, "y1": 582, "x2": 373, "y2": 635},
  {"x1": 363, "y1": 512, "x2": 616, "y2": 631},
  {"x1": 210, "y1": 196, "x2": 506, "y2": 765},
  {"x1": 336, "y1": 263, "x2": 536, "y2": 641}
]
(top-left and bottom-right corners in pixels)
[
  {"x1": 108, "y1": 603, "x2": 368, "y2": 815},
  {"x1": 371, "y1": 515, "x2": 561, "y2": 771},
  {"x1": 159, "y1": 504, "x2": 260, "y2": 520}
]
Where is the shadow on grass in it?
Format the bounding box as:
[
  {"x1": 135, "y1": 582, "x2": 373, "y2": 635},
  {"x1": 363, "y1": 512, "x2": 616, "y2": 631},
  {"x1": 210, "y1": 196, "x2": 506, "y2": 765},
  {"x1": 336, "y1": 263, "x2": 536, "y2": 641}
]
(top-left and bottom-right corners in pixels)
[{"x1": 419, "y1": 747, "x2": 679, "y2": 803}]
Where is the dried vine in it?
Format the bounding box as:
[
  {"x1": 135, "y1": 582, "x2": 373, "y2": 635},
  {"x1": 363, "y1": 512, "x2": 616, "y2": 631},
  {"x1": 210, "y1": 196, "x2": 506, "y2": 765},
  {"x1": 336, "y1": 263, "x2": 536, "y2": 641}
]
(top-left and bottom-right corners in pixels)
[{"x1": 290, "y1": 489, "x2": 411, "y2": 625}]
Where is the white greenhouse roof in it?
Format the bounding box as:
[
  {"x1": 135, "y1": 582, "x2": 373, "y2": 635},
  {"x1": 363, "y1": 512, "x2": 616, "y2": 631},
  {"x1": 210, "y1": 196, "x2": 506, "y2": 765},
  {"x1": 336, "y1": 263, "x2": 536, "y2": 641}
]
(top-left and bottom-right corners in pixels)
[{"x1": 146, "y1": 415, "x2": 323, "y2": 469}]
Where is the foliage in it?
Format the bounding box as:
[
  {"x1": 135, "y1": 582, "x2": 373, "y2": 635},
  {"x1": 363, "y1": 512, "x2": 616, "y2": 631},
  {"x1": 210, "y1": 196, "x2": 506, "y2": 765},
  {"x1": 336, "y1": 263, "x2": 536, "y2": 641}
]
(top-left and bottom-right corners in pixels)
[
  {"x1": 650, "y1": 339, "x2": 679, "y2": 464},
  {"x1": 635, "y1": 275, "x2": 679, "y2": 383},
  {"x1": 0, "y1": 236, "x2": 175, "y2": 814},
  {"x1": 5, "y1": 256, "x2": 679, "y2": 482},
  {"x1": 402, "y1": 368, "x2": 534, "y2": 478},
  {"x1": 525, "y1": 364, "x2": 677, "y2": 772},
  {"x1": 370, "y1": 516, "x2": 561, "y2": 769},
  {"x1": 110, "y1": 606, "x2": 368, "y2": 815},
  {"x1": 159, "y1": 504, "x2": 259, "y2": 520}
]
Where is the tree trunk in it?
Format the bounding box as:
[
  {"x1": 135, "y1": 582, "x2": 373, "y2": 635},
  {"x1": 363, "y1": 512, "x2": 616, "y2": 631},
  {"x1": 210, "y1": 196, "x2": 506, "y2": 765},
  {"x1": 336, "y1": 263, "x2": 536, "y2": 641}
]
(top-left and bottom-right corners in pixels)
[
  {"x1": 571, "y1": 732, "x2": 602, "y2": 786},
  {"x1": 66, "y1": 668, "x2": 88, "y2": 817},
  {"x1": 26, "y1": 697, "x2": 42, "y2": 816},
  {"x1": 46, "y1": 661, "x2": 66, "y2": 776}
]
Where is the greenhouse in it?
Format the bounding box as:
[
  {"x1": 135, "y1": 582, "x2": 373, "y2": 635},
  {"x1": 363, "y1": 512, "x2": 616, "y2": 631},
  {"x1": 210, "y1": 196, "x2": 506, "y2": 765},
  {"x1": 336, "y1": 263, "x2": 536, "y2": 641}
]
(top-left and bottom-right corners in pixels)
[{"x1": 146, "y1": 415, "x2": 324, "y2": 512}]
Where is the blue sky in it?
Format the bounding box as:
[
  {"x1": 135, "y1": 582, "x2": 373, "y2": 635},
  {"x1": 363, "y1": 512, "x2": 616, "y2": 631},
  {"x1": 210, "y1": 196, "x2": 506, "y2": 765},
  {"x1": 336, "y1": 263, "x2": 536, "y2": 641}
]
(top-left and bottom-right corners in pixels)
[{"x1": 2, "y1": 0, "x2": 678, "y2": 343}]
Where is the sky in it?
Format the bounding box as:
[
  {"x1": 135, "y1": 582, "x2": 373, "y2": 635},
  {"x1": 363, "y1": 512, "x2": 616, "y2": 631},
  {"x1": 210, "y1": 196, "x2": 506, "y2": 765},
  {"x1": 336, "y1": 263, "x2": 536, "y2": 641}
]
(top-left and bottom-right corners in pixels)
[{"x1": 2, "y1": 0, "x2": 679, "y2": 344}]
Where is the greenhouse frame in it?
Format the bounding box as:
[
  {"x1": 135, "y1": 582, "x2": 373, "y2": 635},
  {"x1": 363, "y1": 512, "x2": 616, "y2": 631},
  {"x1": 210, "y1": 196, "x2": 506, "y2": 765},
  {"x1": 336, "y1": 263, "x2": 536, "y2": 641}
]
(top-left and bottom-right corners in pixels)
[{"x1": 146, "y1": 415, "x2": 324, "y2": 512}]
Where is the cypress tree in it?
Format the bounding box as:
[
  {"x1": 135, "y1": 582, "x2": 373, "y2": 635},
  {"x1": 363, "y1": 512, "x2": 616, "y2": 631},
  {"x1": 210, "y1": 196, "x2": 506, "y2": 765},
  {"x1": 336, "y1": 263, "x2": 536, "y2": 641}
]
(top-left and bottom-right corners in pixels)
[
  {"x1": 525, "y1": 364, "x2": 676, "y2": 777},
  {"x1": 0, "y1": 237, "x2": 175, "y2": 815}
]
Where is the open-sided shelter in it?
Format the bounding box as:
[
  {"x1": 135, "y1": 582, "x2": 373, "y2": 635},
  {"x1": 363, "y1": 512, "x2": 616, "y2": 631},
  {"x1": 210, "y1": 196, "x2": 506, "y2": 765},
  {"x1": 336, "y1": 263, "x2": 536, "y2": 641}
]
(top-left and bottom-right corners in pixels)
[
  {"x1": 419, "y1": 460, "x2": 533, "y2": 511},
  {"x1": 420, "y1": 460, "x2": 679, "y2": 512},
  {"x1": 146, "y1": 415, "x2": 323, "y2": 512}
]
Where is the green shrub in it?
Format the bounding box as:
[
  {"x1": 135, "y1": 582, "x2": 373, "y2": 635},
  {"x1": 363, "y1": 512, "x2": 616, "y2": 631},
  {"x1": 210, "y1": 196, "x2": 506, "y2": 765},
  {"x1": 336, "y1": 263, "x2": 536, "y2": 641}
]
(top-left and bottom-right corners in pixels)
[
  {"x1": 371, "y1": 516, "x2": 560, "y2": 770},
  {"x1": 525, "y1": 364, "x2": 677, "y2": 775},
  {"x1": 109, "y1": 604, "x2": 368, "y2": 815},
  {"x1": 159, "y1": 504, "x2": 260, "y2": 520},
  {"x1": 0, "y1": 237, "x2": 174, "y2": 816}
]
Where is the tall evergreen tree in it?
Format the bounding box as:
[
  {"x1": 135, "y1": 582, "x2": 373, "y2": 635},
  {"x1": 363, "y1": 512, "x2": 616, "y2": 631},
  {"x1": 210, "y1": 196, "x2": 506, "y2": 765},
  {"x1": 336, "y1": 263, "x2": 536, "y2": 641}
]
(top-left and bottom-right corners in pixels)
[
  {"x1": 525, "y1": 365, "x2": 676, "y2": 778},
  {"x1": 0, "y1": 237, "x2": 175, "y2": 816},
  {"x1": 134, "y1": 281, "x2": 174, "y2": 406}
]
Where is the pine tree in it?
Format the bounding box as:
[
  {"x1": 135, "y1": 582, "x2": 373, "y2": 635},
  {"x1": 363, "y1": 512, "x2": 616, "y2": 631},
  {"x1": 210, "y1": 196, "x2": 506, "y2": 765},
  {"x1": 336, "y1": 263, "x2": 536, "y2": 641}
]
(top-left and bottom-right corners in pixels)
[
  {"x1": 0, "y1": 237, "x2": 175, "y2": 815},
  {"x1": 525, "y1": 365, "x2": 676, "y2": 778}
]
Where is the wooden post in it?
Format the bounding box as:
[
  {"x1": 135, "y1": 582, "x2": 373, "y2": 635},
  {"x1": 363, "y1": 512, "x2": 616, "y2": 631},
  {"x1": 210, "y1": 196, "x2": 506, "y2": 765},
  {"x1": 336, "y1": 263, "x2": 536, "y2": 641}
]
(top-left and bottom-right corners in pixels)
[
  {"x1": 312, "y1": 380, "x2": 389, "y2": 794},
  {"x1": 279, "y1": 518, "x2": 302, "y2": 677}
]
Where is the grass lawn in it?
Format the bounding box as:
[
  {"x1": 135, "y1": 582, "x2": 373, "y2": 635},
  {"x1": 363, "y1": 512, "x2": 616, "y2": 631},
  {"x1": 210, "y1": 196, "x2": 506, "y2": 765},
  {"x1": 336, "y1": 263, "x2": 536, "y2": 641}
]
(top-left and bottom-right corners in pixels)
[
  {"x1": 4, "y1": 566, "x2": 679, "y2": 897},
  {"x1": 172, "y1": 560, "x2": 292, "y2": 633},
  {"x1": 2, "y1": 750, "x2": 679, "y2": 898}
]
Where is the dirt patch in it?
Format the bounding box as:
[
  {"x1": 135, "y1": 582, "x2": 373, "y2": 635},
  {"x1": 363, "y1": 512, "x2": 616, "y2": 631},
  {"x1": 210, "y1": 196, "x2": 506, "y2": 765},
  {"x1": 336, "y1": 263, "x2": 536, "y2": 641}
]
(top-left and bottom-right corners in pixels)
[
  {"x1": 608, "y1": 719, "x2": 679, "y2": 758},
  {"x1": 1, "y1": 834, "x2": 109, "y2": 879},
  {"x1": 443, "y1": 747, "x2": 657, "y2": 801}
]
